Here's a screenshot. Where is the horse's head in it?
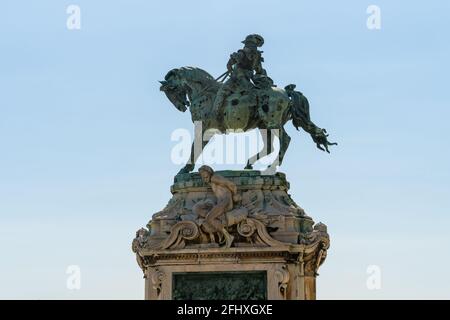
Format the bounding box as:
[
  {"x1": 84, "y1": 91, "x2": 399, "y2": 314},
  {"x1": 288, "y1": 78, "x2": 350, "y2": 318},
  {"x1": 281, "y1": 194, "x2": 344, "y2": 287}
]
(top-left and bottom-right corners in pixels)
[
  {"x1": 160, "y1": 67, "x2": 219, "y2": 113},
  {"x1": 159, "y1": 68, "x2": 190, "y2": 112}
]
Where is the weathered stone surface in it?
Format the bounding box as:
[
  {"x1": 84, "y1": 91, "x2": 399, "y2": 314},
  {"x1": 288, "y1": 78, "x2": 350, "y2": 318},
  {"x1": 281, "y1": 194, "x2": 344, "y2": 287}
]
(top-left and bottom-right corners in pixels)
[
  {"x1": 144, "y1": 170, "x2": 315, "y2": 248},
  {"x1": 132, "y1": 169, "x2": 330, "y2": 300}
]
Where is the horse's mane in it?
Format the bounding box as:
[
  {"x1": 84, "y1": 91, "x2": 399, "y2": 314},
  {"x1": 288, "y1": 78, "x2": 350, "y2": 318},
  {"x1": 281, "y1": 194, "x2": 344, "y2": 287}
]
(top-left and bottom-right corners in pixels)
[{"x1": 177, "y1": 66, "x2": 220, "y2": 90}]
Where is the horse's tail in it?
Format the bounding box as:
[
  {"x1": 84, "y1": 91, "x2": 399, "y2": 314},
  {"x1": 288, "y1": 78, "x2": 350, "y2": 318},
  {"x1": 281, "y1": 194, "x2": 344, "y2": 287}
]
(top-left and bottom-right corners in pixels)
[
  {"x1": 284, "y1": 84, "x2": 311, "y2": 131},
  {"x1": 285, "y1": 84, "x2": 337, "y2": 152}
]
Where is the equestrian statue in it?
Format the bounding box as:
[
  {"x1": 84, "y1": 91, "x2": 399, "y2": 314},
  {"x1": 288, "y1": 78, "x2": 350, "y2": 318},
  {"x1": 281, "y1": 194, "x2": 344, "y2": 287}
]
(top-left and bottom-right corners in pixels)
[{"x1": 159, "y1": 34, "x2": 337, "y2": 175}]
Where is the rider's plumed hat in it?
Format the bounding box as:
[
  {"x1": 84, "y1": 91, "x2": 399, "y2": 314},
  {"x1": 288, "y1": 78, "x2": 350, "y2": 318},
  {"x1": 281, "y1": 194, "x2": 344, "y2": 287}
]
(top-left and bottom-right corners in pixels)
[{"x1": 242, "y1": 34, "x2": 264, "y2": 47}]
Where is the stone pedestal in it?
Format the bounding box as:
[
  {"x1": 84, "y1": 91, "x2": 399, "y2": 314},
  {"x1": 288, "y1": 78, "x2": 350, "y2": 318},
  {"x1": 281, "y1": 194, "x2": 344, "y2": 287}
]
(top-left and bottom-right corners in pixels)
[{"x1": 132, "y1": 170, "x2": 330, "y2": 300}]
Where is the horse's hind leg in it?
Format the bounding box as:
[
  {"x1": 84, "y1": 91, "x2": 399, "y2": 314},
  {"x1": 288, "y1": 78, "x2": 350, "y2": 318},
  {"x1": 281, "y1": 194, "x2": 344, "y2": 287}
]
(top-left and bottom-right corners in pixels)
[
  {"x1": 277, "y1": 127, "x2": 291, "y2": 166},
  {"x1": 245, "y1": 129, "x2": 273, "y2": 169},
  {"x1": 261, "y1": 128, "x2": 280, "y2": 175},
  {"x1": 258, "y1": 127, "x2": 290, "y2": 174}
]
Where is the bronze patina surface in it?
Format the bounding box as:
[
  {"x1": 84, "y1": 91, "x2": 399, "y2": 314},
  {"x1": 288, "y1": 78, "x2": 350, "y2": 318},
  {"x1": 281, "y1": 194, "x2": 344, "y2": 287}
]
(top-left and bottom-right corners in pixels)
[{"x1": 159, "y1": 34, "x2": 336, "y2": 175}]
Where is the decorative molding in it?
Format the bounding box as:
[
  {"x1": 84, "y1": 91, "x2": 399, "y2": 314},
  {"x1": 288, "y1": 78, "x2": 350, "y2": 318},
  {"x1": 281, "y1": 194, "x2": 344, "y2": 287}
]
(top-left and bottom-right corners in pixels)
[
  {"x1": 274, "y1": 265, "x2": 290, "y2": 299},
  {"x1": 131, "y1": 170, "x2": 331, "y2": 300},
  {"x1": 149, "y1": 268, "x2": 165, "y2": 299}
]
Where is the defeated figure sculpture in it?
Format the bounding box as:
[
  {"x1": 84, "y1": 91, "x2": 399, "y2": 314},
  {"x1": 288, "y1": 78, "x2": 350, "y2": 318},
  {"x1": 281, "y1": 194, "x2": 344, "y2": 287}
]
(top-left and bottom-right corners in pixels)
[
  {"x1": 196, "y1": 165, "x2": 239, "y2": 247},
  {"x1": 159, "y1": 34, "x2": 337, "y2": 175}
]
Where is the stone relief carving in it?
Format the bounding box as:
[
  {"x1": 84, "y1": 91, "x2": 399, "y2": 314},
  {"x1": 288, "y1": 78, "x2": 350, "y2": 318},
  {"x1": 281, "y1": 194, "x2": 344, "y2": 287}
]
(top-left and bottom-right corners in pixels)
[
  {"x1": 140, "y1": 166, "x2": 290, "y2": 250},
  {"x1": 172, "y1": 271, "x2": 267, "y2": 300},
  {"x1": 196, "y1": 165, "x2": 241, "y2": 247},
  {"x1": 149, "y1": 268, "x2": 165, "y2": 299},
  {"x1": 274, "y1": 265, "x2": 290, "y2": 299},
  {"x1": 131, "y1": 228, "x2": 150, "y2": 276},
  {"x1": 132, "y1": 167, "x2": 330, "y2": 282},
  {"x1": 301, "y1": 223, "x2": 330, "y2": 276}
]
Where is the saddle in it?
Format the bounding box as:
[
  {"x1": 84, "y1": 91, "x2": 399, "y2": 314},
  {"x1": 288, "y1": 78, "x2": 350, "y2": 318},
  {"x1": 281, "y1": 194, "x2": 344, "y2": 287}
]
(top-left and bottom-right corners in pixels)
[{"x1": 222, "y1": 75, "x2": 275, "y2": 130}]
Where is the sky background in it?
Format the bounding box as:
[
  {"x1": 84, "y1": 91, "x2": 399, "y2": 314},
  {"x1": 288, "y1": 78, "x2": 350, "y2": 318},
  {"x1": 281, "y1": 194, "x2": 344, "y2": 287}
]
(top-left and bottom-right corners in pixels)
[{"x1": 1, "y1": 0, "x2": 449, "y2": 299}]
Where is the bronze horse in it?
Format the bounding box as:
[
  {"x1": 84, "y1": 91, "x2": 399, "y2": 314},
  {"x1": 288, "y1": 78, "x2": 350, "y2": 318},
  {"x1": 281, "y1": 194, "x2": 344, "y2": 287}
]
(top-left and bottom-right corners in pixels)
[{"x1": 160, "y1": 67, "x2": 336, "y2": 175}]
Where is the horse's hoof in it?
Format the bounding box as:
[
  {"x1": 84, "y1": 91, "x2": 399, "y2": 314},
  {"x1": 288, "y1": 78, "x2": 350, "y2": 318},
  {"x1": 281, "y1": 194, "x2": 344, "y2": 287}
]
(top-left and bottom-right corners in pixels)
[
  {"x1": 176, "y1": 165, "x2": 194, "y2": 175},
  {"x1": 262, "y1": 164, "x2": 277, "y2": 175},
  {"x1": 245, "y1": 164, "x2": 253, "y2": 170}
]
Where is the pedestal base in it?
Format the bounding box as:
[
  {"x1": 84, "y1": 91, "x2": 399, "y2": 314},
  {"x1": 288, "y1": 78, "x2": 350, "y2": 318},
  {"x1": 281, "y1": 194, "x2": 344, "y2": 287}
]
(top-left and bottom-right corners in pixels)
[
  {"x1": 132, "y1": 170, "x2": 330, "y2": 300},
  {"x1": 143, "y1": 246, "x2": 319, "y2": 300}
]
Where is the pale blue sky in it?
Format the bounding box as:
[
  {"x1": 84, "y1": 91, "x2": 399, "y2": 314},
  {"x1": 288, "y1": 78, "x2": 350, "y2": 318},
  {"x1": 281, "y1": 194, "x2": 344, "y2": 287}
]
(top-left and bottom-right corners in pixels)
[{"x1": 1, "y1": 0, "x2": 449, "y2": 299}]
